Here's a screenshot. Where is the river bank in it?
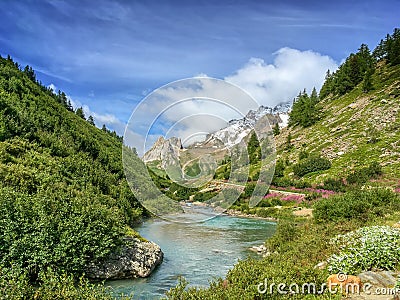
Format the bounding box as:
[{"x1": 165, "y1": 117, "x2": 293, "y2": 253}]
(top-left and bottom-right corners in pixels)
[{"x1": 184, "y1": 201, "x2": 278, "y2": 222}]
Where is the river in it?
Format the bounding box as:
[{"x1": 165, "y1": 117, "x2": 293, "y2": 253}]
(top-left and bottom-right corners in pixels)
[{"x1": 106, "y1": 206, "x2": 276, "y2": 299}]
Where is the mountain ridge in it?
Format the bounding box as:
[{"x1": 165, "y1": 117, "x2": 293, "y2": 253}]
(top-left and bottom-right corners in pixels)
[{"x1": 143, "y1": 102, "x2": 290, "y2": 165}]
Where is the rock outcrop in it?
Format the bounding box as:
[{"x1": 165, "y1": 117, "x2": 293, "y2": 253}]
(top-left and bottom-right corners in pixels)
[
  {"x1": 142, "y1": 136, "x2": 182, "y2": 167},
  {"x1": 85, "y1": 237, "x2": 163, "y2": 280}
]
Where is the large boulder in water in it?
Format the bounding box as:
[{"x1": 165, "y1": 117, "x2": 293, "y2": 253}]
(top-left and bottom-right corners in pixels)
[{"x1": 85, "y1": 237, "x2": 163, "y2": 279}]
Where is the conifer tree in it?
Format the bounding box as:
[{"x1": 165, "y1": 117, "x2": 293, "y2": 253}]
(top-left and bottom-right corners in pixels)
[{"x1": 273, "y1": 123, "x2": 280, "y2": 136}]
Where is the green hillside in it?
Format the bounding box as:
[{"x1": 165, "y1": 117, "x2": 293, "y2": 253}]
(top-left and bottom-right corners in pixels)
[
  {"x1": 0, "y1": 56, "x2": 144, "y2": 296},
  {"x1": 276, "y1": 61, "x2": 400, "y2": 185}
]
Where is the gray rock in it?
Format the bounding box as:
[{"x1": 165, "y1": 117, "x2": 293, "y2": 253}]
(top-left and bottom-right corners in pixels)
[
  {"x1": 358, "y1": 271, "x2": 397, "y2": 287},
  {"x1": 314, "y1": 261, "x2": 327, "y2": 270},
  {"x1": 85, "y1": 237, "x2": 163, "y2": 280}
]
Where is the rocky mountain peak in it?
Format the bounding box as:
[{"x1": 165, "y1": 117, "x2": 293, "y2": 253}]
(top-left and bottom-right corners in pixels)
[{"x1": 142, "y1": 136, "x2": 182, "y2": 165}]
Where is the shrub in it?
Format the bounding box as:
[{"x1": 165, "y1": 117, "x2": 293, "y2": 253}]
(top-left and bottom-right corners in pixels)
[
  {"x1": 193, "y1": 191, "x2": 218, "y2": 202},
  {"x1": 328, "y1": 226, "x2": 400, "y2": 274},
  {"x1": 346, "y1": 161, "x2": 383, "y2": 185},
  {"x1": 271, "y1": 177, "x2": 293, "y2": 188},
  {"x1": 241, "y1": 182, "x2": 256, "y2": 198},
  {"x1": 313, "y1": 188, "x2": 400, "y2": 223},
  {"x1": 293, "y1": 155, "x2": 331, "y2": 177},
  {"x1": 298, "y1": 150, "x2": 309, "y2": 160},
  {"x1": 322, "y1": 178, "x2": 346, "y2": 192},
  {"x1": 274, "y1": 159, "x2": 285, "y2": 177},
  {"x1": 266, "y1": 219, "x2": 297, "y2": 251},
  {"x1": 293, "y1": 179, "x2": 312, "y2": 189},
  {"x1": 0, "y1": 265, "x2": 116, "y2": 300},
  {"x1": 0, "y1": 188, "x2": 125, "y2": 278}
]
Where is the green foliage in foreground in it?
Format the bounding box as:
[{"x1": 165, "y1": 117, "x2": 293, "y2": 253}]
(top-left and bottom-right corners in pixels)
[
  {"x1": 0, "y1": 188, "x2": 125, "y2": 277},
  {"x1": 165, "y1": 189, "x2": 400, "y2": 299},
  {"x1": 0, "y1": 56, "x2": 144, "y2": 282},
  {"x1": 313, "y1": 188, "x2": 400, "y2": 223},
  {"x1": 328, "y1": 226, "x2": 400, "y2": 274},
  {"x1": 0, "y1": 265, "x2": 121, "y2": 300}
]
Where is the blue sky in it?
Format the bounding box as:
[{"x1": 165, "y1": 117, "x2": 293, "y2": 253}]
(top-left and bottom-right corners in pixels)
[{"x1": 0, "y1": 0, "x2": 399, "y2": 151}]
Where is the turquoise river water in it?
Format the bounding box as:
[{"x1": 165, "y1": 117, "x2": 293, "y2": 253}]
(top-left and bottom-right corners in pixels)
[{"x1": 106, "y1": 206, "x2": 276, "y2": 299}]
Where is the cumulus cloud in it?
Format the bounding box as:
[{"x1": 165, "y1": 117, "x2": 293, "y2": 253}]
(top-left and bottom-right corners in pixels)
[
  {"x1": 225, "y1": 47, "x2": 338, "y2": 106},
  {"x1": 126, "y1": 49, "x2": 337, "y2": 152},
  {"x1": 124, "y1": 77, "x2": 260, "y2": 152}
]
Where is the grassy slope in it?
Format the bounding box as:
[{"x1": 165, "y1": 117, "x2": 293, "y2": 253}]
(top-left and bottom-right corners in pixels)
[{"x1": 276, "y1": 62, "x2": 400, "y2": 185}]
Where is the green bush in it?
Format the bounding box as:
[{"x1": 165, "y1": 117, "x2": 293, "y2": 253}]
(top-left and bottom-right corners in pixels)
[
  {"x1": 0, "y1": 188, "x2": 125, "y2": 278},
  {"x1": 313, "y1": 188, "x2": 400, "y2": 223},
  {"x1": 298, "y1": 150, "x2": 309, "y2": 160},
  {"x1": 293, "y1": 179, "x2": 312, "y2": 189},
  {"x1": 346, "y1": 161, "x2": 383, "y2": 185},
  {"x1": 266, "y1": 219, "x2": 297, "y2": 251},
  {"x1": 293, "y1": 155, "x2": 331, "y2": 177},
  {"x1": 193, "y1": 191, "x2": 218, "y2": 202},
  {"x1": 271, "y1": 177, "x2": 293, "y2": 188},
  {"x1": 0, "y1": 265, "x2": 118, "y2": 300},
  {"x1": 321, "y1": 178, "x2": 346, "y2": 192},
  {"x1": 328, "y1": 226, "x2": 400, "y2": 274},
  {"x1": 274, "y1": 159, "x2": 285, "y2": 177}
]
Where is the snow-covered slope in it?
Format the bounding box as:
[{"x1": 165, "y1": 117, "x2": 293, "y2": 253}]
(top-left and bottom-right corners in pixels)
[{"x1": 193, "y1": 102, "x2": 290, "y2": 149}]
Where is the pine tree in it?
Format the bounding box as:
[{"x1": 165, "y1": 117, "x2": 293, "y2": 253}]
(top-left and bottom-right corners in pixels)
[
  {"x1": 247, "y1": 131, "x2": 261, "y2": 164},
  {"x1": 289, "y1": 89, "x2": 319, "y2": 128},
  {"x1": 87, "y1": 115, "x2": 95, "y2": 125},
  {"x1": 273, "y1": 123, "x2": 280, "y2": 136},
  {"x1": 75, "y1": 107, "x2": 86, "y2": 120}
]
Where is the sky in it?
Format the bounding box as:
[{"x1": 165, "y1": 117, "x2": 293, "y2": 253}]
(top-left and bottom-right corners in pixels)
[{"x1": 0, "y1": 0, "x2": 399, "y2": 153}]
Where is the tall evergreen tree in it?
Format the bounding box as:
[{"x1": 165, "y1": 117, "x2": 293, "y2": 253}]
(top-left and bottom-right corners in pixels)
[
  {"x1": 88, "y1": 115, "x2": 95, "y2": 125},
  {"x1": 289, "y1": 89, "x2": 319, "y2": 127},
  {"x1": 75, "y1": 107, "x2": 86, "y2": 120},
  {"x1": 273, "y1": 123, "x2": 280, "y2": 136}
]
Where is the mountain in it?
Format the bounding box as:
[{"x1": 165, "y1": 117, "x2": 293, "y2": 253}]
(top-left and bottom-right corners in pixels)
[
  {"x1": 193, "y1": 103, "x2": 290, "y2": 149},
  {"x1": 143, "y1": 103, "x2": 290, "y2": 166},
  {"x1": 143, "y1": 136, "x2": 182, "y2": 168}
]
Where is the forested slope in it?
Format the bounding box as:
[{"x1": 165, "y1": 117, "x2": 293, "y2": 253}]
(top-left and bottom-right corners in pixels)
[{"x1": 0, "y1": 55, "x2": 143, "y2": 281}]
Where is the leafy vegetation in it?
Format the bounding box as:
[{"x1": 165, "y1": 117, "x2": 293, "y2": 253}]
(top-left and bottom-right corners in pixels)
[
  {"x1": 313, "y1": 188, "x2": 399, "y2": 223},
  {"x1": 0, "y1": 55, "x2": 144, "y2": 294},
  {"x1": 292, "y1": 155, "x2": 331, "y2": 177},
  {"x1": 328, "y1": 226, "x2": 400, "y2": 274},
  {"x1": 0, "y1": 265, "x2": 121, "y2": 300}
]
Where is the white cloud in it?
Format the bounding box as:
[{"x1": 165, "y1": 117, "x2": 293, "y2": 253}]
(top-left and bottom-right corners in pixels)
[
  {"x1": 225, "y1": 47, "x2": 338, "y2": 106},
  {"x1": 47, "y1": 83, "x2": 57, "y2": 92},
  {"x1": 52, "y1": 87, "x2": 127, "y2": 138}
]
